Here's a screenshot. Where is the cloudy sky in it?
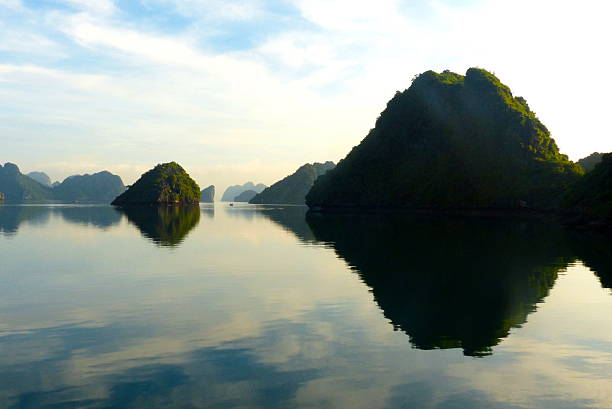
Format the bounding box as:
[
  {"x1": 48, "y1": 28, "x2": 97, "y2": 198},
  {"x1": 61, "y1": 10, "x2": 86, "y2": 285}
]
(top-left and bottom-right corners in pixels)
[{"x1": 1, "y1": 0, "x2": 611, "y2": 191}]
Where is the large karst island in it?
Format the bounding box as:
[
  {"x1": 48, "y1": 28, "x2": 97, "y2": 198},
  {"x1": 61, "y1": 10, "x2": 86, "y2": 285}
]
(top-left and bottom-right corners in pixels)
[
  {"x1": 306, "y1": 68, "x2": 583, "y2": 211},
  {"x1": 112, "y1": 162, "x2": 200, "y2": 206}
]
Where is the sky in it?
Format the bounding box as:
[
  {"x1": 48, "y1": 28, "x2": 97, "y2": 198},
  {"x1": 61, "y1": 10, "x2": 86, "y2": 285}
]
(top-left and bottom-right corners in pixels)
[{"x1": 1, "y1": 0, "x2": 611, "y2": 193}]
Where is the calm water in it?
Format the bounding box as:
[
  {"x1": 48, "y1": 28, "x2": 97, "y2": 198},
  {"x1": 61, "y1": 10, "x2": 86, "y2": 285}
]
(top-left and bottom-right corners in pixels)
[{"x1": 1, "y1": 203, "x2": 611, "y2": 409}]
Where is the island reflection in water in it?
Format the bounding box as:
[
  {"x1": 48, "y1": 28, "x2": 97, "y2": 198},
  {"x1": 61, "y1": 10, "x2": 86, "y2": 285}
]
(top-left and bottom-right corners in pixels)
[
  {"x1": 0, "y1": 203, "x2": 611, "y2": 409},
  {"x1": 118, "y1": 205, "x2": 201, "y2": 247},
  {"x1": 305, "y1": 213, "x2": 574, "y2": 356}
]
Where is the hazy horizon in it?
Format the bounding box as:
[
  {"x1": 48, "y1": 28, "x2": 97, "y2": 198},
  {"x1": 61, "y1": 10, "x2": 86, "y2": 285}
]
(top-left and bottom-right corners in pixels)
[{"x1": 2, "y1": 0, "x2": 611, "y2": 193}]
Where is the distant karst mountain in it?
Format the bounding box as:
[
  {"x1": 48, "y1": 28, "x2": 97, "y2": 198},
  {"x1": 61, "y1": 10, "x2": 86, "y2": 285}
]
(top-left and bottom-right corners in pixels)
[
  {"x1": 306, "y1": 68, "x2": 582, "y2": 211},
  {"x1": 200, "y1": 185, "x2": 215, "y2": 203},
  {"x1": 250, "y1": 161, "x2": 335, "y2": 205},
  {"x1": 112, "y1": 162, "x2": 200, "y2": 206},
  {"x1": 563, "y1": 153, "x2": 612, "y2": 228},
  {"x1": 54, "y1": 171, "x2": 125, "y2": 203},
  {"x1": 0, "y1": 163, "x2": 52, "y2": 202},
  {"x1": 27, "y1": 171, "x2": 52, "y2": 187},
  {"x1": 234, "y1": 189, "x2": 258, "y2": 202},
  {"x1": 221, "y1": 182, "x2": 266, "y2": 202},
  {"x1": 577, "y1": 152, "x2": 604, "y2": 173}
]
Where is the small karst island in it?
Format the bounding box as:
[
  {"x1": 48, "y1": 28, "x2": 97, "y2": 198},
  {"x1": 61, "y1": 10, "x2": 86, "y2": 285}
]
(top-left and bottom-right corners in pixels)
[
  {"x1": 111, "y1": 162, "x2": 201, "y2": 206},
  {"x1": 1, "y1": 68, "x2": 611, "y2": 228}
]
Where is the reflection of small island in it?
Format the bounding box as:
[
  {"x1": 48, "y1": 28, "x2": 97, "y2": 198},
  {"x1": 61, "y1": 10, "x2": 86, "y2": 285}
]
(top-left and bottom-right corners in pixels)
[
  {"x1": 119, "y1": 205, "x2": 201, "y2": 247},
  {"x1": 307, "y1": 213, "x2": 573, "y2": 356}
]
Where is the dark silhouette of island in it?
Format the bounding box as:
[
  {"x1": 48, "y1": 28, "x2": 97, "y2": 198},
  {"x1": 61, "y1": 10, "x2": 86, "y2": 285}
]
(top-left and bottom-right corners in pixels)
[
  {"x1": 234, "y1": 189, "x2": 258, "y2": 202},
  {"x1": 54, "y1": 171, "x2": 126, "y2": 203},
  {"x1": 306, "y1": 68, "x2": 582, "y2": 211},
  {"x1": 200, "y1": 185, "x2": 215, "y2": 202},
  {"x1": 306, "y1": 212, "x2": 573, "y2": 356},
  {"x1": 577, "y1": 152, "x2": 604, "y2": 173},
  {"x1": 1, "y1": 162, "x2": 127, "y2": 203},
  {"x1": 119, "y1": 205, "x2": 201, "y2": 246},
  {"x1": 221, "y1": 182, "x2": 266, "y2": 202},
  {"x1": 250, "y1": 162, "x2": 335, "y2": 205},
  {"x1": 112, "y1": 162, "x2": 200, "y2": 206},
  {"x1": 0, "y1": 163, "x2": 53, "y2": 202},
  {"x1": 26, "y1": 171, "x2": 52, "y2": 187},
  {"x1": 563, "y1": 153, "x2": 612, "y2": 228}
]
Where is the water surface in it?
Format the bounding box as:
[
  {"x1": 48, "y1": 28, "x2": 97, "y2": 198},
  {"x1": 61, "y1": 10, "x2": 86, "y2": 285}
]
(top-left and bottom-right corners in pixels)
[{"x1": 1, "y1": 204, "x2": 611, "y2": 409}]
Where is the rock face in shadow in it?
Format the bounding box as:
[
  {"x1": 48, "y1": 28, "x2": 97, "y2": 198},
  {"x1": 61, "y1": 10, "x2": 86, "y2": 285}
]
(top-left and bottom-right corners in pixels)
[
  {"x1": 112, "y1": 162, "x2": 200, "y2": 206},
  {"x1": 0, "y1": 163, "x2": 52, "y2": 202},
  {"x1": 306, "y1": 68, "x2": 582, "y2": 211},
  {"x1": 27, "y1": 171, "x2": 52, "y2": 187},
  {"x1": 54, "y1": 171, "x2": 126, "y2": 203},
  {"x1": 200, "y1": 185, "x2": 215, "y2": 203},
  {"x1": 221, "y1": 182, "x2": 266, "y2": 202},
  {"x1": 250, "y1": 162, "x2": 335, "y2": 205},
  {"x1": 306, "y1": 212, "x2": 573, "y2": 356},
  {"x1": 577, "y1": 152, "x2": 605, "y2": 173},
  {"x1": 234, "y1": 190, "x2": 258, "y2": 202},
  {"x1": 563, "y1": 153, "x2": 612, "y2": 229},
  {"x1": 119, "y1": 205, "x2": 201, "y2": 247}
]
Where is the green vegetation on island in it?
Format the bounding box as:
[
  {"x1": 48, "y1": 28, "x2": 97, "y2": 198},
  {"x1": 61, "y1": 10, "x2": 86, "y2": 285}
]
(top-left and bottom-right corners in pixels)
[
  {"x1": 221, "y1": 182, "x2": 266, "y2": 202},
  {"x1": 200, "y1": 185, "x2": 215, "y2": 203},
  {"x1": 112, "y1": 162, "x2": 200, "y2": 206},
  {"x1": 577, "y1": 152, "x2": 604, "y2": 173},
  {"x1": 306, "y1": 68, "x2": 582, "y2": 211},
  {"x1": 234, "y1": 189, "x2": 258, "y2": 202},
  {"x1": 250, "y1": 161, "x2": 335, "y2": 205},
  {"x1": 54, "y1": 171, "x2": 126, "y2": 203},
  {"x1": 563, "y1": 153, "x2": 612, "y2": 228}
]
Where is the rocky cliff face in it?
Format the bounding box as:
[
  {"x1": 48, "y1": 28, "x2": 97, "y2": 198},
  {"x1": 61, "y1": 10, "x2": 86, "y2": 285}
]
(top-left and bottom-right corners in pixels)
[{"x1": 200, "y1": 185, "x2": 215, "y2": 202}]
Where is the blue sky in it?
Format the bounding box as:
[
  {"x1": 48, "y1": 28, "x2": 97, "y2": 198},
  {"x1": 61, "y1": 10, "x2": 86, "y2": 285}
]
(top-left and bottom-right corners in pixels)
[{"x1": 1, "y1": 0, "x2": 611, "y2": 191}]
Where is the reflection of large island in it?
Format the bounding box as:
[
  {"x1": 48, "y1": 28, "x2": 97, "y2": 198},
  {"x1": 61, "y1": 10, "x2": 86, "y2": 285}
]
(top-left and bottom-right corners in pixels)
[
  {"x1": 119, "y1": 205, "x2": 201, "y2": 247},
  {"x1": 306, "y1": 213, "x2": 574, "y2": 356}
]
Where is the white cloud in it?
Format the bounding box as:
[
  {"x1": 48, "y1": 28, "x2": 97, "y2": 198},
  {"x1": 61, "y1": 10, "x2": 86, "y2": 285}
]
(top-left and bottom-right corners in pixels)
[{"x1": 61, "y1": 0, "x2": 116, "y2": 15}]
